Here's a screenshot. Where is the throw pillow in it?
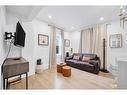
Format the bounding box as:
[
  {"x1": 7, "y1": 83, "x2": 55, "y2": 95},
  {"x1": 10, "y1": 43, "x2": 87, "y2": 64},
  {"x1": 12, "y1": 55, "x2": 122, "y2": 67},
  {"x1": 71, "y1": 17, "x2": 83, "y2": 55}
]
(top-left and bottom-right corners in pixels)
[
  {"x1": 73, "y1": 55, "x2": 80, "y2": 60},
  {"x1": 82, "y1": 56, "x2": 91, "y2": 62}
]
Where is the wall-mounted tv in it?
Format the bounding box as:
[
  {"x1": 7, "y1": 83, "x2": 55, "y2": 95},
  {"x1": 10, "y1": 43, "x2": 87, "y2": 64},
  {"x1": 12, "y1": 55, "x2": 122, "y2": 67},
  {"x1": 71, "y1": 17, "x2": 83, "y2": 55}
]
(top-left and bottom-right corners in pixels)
[{"x1": 14, "y1": 21, "x2": 26, "y2": 47}]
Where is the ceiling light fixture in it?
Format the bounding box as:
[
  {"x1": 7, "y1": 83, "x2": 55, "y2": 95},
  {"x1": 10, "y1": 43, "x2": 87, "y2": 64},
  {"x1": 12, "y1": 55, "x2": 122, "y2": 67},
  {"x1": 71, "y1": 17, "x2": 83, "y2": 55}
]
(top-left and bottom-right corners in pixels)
[
  {"x1": 120, "y1": 6, "x2": 123, "y2": 9},
  {"x1": 48, "y1": 15, "x2": 52, "y2": 19},
  {"x1": 71, "y1": 26, "x2": 75, "y2": 29},
  {"x1": 100, "y1": 17, "x2": 104, "y2": 21},
  {"x1": 122, "y1": 9, "x2": 126, "y2": 13}
]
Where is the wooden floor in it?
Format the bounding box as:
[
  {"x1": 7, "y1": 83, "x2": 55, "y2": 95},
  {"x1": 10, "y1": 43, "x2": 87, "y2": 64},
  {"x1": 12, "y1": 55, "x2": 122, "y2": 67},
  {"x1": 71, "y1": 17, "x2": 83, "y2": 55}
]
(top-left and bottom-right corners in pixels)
[
  {"x1": 9, "y1": 66, "x2": 115, "y2": 89},
  {"x1": 98, "y1": 71, "x2": 114, "y2": 79}
]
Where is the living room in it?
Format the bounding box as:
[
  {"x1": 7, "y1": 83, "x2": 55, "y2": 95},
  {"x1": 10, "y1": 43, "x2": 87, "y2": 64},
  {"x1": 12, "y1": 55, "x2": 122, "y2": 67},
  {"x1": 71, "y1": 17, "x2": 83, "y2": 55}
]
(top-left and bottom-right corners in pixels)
[{"x1": 0, "y1": 4, "x2": 127, "y2": 91}]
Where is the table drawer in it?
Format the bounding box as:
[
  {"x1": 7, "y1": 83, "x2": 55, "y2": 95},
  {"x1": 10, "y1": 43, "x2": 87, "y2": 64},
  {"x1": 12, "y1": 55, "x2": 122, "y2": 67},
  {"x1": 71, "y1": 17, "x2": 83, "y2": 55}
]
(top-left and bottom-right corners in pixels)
[{"x1": 3, "y1": 62, "x2": 29, "y2": 78}]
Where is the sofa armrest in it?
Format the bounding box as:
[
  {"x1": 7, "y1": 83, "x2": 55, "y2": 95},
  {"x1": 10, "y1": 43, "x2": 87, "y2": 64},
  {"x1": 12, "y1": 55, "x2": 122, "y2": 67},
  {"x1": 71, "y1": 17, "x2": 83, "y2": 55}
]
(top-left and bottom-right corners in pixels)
[
  {"x1": 89, "y1": 60, "x2": 100, "y2": 74},
  {"x1": 65, "y1": 56, "x2": 72, "y2": 61},
  {"x1": 89, "y1": 60, "x2": 98, "y2": 65}
]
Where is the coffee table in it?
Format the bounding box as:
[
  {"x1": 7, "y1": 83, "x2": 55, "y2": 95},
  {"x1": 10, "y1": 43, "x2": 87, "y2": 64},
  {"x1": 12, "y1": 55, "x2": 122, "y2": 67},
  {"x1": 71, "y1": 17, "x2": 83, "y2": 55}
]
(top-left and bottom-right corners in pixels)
[
  {"x1": 62, "y1": 66, "x2": 71, "y2": 77},
  {"x1": 57, "y1": 63, "x2": 66, "y2": 73}
]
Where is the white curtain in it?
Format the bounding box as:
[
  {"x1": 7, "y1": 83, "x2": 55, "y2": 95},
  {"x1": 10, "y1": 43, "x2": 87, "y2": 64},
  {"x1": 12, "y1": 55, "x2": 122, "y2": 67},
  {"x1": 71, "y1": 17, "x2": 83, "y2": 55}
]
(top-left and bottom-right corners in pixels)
[
  {"x1": 91, "y1": 24, "x2": 107, "y2": 69},
  {"x1": 80, "y1": 28, "x2": 93, "y2": 53},
  {"x1": 79, "y1": 24, "x2": 107, "y2": 69},
  {"x1": 49, "y1": 25, "x2": 56, "y2": 69},
  {"x1": 61, "y1": 30, "x2": 65, "y2": 62},
  {"x1": 79, "y1": 30, "x2": 82, "y2": 53}
]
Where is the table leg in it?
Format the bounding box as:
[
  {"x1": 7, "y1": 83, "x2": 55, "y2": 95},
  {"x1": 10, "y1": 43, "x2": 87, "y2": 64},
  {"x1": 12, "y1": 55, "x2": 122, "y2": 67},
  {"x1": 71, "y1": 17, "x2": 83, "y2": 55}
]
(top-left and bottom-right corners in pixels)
[
  {"x1": 6, "y1": 78, "x2": 8, "y2": 89},
  {"x1": 26, "y1": 72, "x2": 28, "y2": 89},
  {"x1": 20, "y1": 74, "x2": 21, "y2": 79},
  {"x1": 3, "y1": 78, "x2": 5, "y2": 89}
]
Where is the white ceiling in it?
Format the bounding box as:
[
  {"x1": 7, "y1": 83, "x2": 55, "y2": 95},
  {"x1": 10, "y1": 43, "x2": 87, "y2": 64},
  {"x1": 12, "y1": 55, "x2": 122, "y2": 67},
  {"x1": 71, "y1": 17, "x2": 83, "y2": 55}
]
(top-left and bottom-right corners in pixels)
[
  {"x1": 6, "y1": 6, "x2": 121, "y2": 31},
  {"x1": 37, "y1": 6, "x2": 120, "y2": 31},
  {"x1": 6, "y1": 6, "x2": 42, "y2": 21}
]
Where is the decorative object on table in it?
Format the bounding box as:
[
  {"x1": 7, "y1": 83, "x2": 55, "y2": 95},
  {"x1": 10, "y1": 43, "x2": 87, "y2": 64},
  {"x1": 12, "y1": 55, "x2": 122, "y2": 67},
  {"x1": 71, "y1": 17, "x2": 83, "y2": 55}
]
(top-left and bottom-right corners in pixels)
[
  {"x1": 109, "y1": 34, "x2": 122, "y2": 48},
  {"x1": 36, "y1": 59, "x2": 43, "y2": 74},
  {"x1": 38, "y1": 34, "x2": 49, "y2": 46},
  {"x1": 64, "y1": 39, "x2": 70, "y2": 47},
  {"x1": 66, "y1": 52, "x2": 69, "y2": 57}
]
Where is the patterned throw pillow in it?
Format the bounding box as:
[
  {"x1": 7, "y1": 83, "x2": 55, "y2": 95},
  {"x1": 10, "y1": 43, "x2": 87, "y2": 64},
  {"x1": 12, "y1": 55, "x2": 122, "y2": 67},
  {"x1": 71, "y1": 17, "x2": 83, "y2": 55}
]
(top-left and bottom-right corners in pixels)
[
  {"x1": 82, "y1": 56, "x2": 91, "y2": 62},
  {"x1": 73, "y1": 55, "x2": 80, "y2": 60}
]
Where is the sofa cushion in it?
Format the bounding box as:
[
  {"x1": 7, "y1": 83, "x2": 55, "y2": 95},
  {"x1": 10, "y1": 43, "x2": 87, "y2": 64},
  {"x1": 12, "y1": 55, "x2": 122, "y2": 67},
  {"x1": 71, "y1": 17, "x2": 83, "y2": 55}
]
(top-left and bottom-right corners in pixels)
[
  {"x1": 72, "y1": 53, "x2": 82, "y2": 61},
  {"x1": 82, "y1": 53, "x2": 97, "y2": 60},
  {"x1": 76, "y1": 61, "x2": 94, "y2": 71},
  {"x1": 82, "y1": 56, "x2": 91, "y2": 62},
  {"x1": 73, "y1": 55, "x2": 80, "y2": 60},
  {"x1": 66, "y1": 59, "x2": 78, "y2": 63},
  {"x1": 76, "y1": 61, "x2": 93, "y2": 66},
  {"x1": 89, "y1": 60, "x2": 99, "y2": 66}
]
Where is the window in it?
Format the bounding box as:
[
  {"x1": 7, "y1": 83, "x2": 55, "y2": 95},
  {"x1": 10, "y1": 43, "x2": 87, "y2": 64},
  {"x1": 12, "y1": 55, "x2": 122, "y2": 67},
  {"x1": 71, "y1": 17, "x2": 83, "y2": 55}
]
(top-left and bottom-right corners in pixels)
[{"x1": 56, "y1": 30, "x2": 62, "y2": 55}]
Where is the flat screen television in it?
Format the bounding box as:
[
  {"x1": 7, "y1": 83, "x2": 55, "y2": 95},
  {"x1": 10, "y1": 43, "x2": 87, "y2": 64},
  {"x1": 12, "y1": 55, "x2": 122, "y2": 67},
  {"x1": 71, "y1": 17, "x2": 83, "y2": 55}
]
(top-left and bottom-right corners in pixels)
[{"x1": 14, "y1": 21, "x2": 26, "y2": 47}]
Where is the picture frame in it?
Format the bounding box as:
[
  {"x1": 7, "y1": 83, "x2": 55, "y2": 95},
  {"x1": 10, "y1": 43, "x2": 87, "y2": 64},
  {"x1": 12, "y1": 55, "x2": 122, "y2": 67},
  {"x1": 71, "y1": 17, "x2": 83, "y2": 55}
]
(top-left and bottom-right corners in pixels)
[
  {"x1": 109, "y1": 34, "x2": 122, "y2": 48},
  {"x1": 38, "y1": 34, "x2": 49, "y2": 46},
  {"x1": 64, "y1": 39, "x2": 70, "y2": 47}
]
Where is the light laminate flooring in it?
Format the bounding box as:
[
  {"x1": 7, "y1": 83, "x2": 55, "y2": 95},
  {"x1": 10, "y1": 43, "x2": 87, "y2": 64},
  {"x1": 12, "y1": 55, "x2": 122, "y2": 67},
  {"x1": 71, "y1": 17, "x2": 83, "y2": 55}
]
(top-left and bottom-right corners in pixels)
[{"x1": 9, "y1": 66, "x2": 115, "y2": 89}]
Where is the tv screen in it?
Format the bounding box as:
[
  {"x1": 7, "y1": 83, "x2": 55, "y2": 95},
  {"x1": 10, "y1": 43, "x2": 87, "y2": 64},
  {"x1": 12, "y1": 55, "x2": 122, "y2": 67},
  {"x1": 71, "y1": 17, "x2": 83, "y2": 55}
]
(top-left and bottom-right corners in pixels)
[{"x1": 14, "y1": 21, "x2": 26, "y2": 47}]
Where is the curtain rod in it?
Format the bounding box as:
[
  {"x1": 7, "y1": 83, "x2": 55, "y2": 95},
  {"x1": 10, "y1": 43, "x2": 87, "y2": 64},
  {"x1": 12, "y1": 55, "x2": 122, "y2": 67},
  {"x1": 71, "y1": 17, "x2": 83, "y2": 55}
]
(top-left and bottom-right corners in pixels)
[
  {"x1": 48, "y1": 24, "x2": 64, "y2": 31},
  {"x1": 76, "y1": 22, "x2": 111, "y2": 32},
  {"x1": 36, "y1": 18, "x2": 64, "y2": 31}
]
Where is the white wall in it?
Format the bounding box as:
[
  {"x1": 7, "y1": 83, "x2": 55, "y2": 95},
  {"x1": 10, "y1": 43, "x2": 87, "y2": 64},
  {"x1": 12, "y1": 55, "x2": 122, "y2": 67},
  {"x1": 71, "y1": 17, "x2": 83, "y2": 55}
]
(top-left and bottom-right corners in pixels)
[
  {"x1": 6, "y1": 11, "x2": 21, "y2": 25},
  {"x1": 21, "y1": 22, "x2": 35, "y2": 75},
  {"x1": 0, "y1": 6, "x2": 6, "y2": 89},
  {"x1": 64, "y1": 31, "x2": 80, "y2": 55},
  {"x1": 22, "y1": 19, "x2": 50, "y2": 75},
  {"x1": 20, "y1": 20, "x2": 50, "y2": 75},
  {"x1": 107, "y1": 21, "x2": 127, "y2": 75},
  {"x1": 32, "y1": 19, "x2": 50, "y2": 70}
]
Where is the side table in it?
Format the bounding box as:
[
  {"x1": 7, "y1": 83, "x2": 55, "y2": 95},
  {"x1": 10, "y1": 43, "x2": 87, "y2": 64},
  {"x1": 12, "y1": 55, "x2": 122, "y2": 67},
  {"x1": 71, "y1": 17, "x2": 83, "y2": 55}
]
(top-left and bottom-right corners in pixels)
[{"x1": 57, "y1": 63, "x2": 66, "y2": 73}]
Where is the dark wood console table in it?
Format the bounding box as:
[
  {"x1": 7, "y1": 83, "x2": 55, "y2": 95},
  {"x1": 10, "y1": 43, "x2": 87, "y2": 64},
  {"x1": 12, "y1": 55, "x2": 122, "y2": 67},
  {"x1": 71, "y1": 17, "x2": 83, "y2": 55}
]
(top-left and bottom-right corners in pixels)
[{"x1": 2, "y1": 57, "x2": 29, "y2": 89}]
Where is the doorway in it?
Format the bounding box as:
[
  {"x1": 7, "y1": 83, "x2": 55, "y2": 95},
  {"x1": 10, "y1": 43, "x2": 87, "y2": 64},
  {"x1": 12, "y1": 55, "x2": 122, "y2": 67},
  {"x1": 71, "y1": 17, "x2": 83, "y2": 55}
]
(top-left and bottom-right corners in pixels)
[{"x1": 56, "y1": 29, "x2": 62, "y2": 64}]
